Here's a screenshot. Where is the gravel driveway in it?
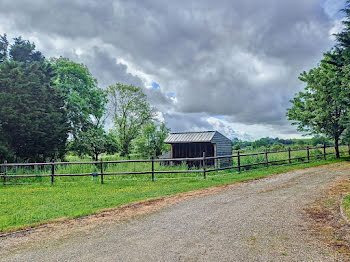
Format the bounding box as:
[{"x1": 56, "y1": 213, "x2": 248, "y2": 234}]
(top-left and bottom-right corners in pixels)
[{"x1": 1, "y1": 163, "x2": 349, "y2": 261}]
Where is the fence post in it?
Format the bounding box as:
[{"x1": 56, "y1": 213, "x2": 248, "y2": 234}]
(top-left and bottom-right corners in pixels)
[
  {"x1": 265, "y1": 149, "x2": 269, "y2": 168},
  {"x1": 307, "y1": 146, "x2": 310, "y2": 163},
  {"x1": 151, "y1": 157, "x2": 155, "y2": 182},
  {"x1": 323, "y1": 144, "x2": 327, "y2": 160},
  {"x1": 288, "y1": 147, "x2": 291, "y2": 164},
  {"x1": 237, "y1": 151, "x2": 241, "y2": 173},
  {"x1": 202, "y1": 152, "x2": 206, "y2": 179},
  {"x1": 100, "y1": 159, "x2": 104, "y2": 184},
  {"x1": 51, "y1": 162, "x2": 54, "y2": 185},
  {"x1": 3, "y1": 161, "x2": 7, "y2": 185}
]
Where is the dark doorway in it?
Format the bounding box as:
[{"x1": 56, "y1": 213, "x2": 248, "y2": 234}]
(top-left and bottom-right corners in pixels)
[{"x1": 172, "y1": 142, "x2": 215, "y2": 167}]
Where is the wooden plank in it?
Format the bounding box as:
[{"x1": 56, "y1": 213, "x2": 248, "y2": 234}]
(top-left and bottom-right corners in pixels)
[
  {"x1": 203, "y1": 152, "x2": 206, "y2": 179},
  {"x1": 3, "y1": 161, "x2": 7, "y2": 185},
  {"x1": 288, "y1": 147, "x2": 291, "y2": 164},
  {"x1": 237, "y1": 151, "x2": 241, "y2": 173},
  {"x1": 154, "y1": 170, "x2": 202, "y2": 174},
  {"x1": 51, "y1": 163, "x2": 54, "y2": 185},
  {"x1": 100, "y1": 159, "x2": 104, "y2": 184},
  {"x1": 151, "y1": 157, "x2": 154, "y2": 182}
]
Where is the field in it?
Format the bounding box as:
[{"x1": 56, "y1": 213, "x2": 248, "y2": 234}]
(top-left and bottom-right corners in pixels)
[
  {"x1": 0, "y1": 146, "x2": 349, "y2": 233},
  {"x1": 2, "y1": 145, "x2": 347, "y2": 184}
]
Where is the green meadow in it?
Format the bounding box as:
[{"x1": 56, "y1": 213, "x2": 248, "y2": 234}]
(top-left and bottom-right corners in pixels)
[{"x1": 0, "y1": 147, "x2": 348, "y2": 233}]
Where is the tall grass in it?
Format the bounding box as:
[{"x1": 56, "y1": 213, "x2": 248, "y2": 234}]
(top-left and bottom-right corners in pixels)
[{"x1": 1, "y1": 145, "x2": 348, "y2": 185}]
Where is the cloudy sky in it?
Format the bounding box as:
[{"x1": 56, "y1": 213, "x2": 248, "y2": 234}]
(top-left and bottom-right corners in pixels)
[{"x1": 0, "y1": 0, "x2": 346, "y2": 140}]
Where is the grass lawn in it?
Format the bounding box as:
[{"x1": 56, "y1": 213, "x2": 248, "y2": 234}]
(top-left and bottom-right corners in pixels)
[
  {"x1": 0, "y1": 157, "x2": 347, "y2": 233},
  {"x1": 343, "y1": 195, "x2": 350, "y2": 219}
]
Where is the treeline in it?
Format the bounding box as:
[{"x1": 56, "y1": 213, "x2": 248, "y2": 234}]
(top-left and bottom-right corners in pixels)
[
  {"x1": 0, "y1": 35, "x2": 169, "y2": 163},
  {"x1": 232, "y1": 135, "x2": 339, "y2": 152}
]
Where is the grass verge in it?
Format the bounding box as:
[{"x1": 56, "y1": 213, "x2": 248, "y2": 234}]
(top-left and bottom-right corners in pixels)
[
  {"x1": 342, "y1": 195, "x2": 350, "y2": 219},
  {"x1": 0, "y1": 157, "x2": 348, "y2": 233},
  {"x1": 305, "y1": 177, "x2": 350, "y2": 256}
]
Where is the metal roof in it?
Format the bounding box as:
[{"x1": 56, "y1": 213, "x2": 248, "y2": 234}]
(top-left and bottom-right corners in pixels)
[{"x1": 164, "y1": 131, "x2": 216, "y2": 143}]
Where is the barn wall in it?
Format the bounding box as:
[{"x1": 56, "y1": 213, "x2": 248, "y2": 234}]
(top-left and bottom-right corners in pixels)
[{"x1": 211, "y1": 132, "x2": 233, "y2": 167}]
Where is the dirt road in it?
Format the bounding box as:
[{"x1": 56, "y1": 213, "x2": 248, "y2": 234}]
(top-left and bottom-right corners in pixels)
[{"x1": 1, "y1": 163, "x2": 349, "y2": 261}]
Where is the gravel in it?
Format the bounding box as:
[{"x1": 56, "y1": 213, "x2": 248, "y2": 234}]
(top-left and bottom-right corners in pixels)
[{"x1": 1, "y1": 163, "x2": 349, "y2": 261}]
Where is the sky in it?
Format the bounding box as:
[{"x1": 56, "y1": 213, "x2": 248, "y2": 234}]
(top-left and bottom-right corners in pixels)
[{"x1": 0, "y1": 0, "x2": 347, "y2": 140}]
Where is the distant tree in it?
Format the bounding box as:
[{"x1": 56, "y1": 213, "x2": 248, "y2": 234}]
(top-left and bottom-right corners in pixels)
[
  {"x1": 287, "y1": 52, "x2": 350, "y2": 158},
  {"x1": 105, "y1": 132, "x2": 119, "y2": 155},
  {"x1": 270, "y1": 143, "x2": 285, "y2": 151},
  {"x1": 107, "y1": 83, "x2": 153, "y2": 156},
  {"x1": 69, "y1": 127, "x2": 118, "y2": 161},
  {"x1": 252, "y1": 138, "x2": 270, "y2": 148},
  {"x1": 0, "y1": 36, "x2": 69, "y2": 162},
  {"x1": 134, "y1": 122, "x2": 170, "y2": 158},
  {"x1": 311, "y1": 135, "x2": 331, "y2": 146}
]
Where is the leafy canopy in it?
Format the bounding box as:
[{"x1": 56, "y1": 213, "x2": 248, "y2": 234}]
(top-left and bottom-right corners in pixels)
[
  {"x1": 107, "y1": 83, "x2": 153, "y2": 157},
  {"x1": 287, "y1": 52, "x2": 350, "y2": 157},
  {"x1": 51, "y1": 57, "x2": 107, "y2": 137},
  {"x1": 134, "y1": 122, "x2": 170, "y2": 158}
]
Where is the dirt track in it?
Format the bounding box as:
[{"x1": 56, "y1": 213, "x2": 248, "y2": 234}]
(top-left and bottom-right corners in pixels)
[{"x1": 1, "y1": 163, "x2": 349, "y2": 261}]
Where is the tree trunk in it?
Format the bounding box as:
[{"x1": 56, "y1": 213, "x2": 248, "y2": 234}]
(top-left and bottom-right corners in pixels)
[
  {"x1": 94, "y1": 153, "x2": 99, "y2": 162},
  {"x1": 335, "y1": 137, "x2": 340, "y2": 158}
]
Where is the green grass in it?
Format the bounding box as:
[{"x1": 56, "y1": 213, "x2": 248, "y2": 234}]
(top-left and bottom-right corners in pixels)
[
  {"x1": 0, "y1": 157, "x2": 347, "y2": 233},
  {"x1": 343, "y1": 195, "x2": 350, "y2": 219},
  {"x1": 3, "y1": 146, "x2": 348, "y2": 184}
]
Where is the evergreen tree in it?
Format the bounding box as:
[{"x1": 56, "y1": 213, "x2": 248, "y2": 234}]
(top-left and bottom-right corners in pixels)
[{"x1": 0, "y1": 35, "x2": 69, "y2": 162}]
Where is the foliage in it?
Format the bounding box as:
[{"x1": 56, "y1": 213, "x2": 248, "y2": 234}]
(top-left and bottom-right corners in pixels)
[
  {"x1": 9, "y1": 37, "x2": 44, "y2": 63},
  {"x1": 287, "y1": 51, "x2": 350, "y2": 158},
  {"x1": 311, "y1": 135, "x2": 332, "y2": 146},
  {"x1": 0, "y1": 35, "x2": 69, "y2": 162},
  {"x1": 0, "y1": 34, "x2": 8, "y2": 61},
  {"x1": 69, "y1": 128, "x2": 119, "y2": 161},
  {"x1": 134, "y1": 122, "x2": 170, "y2": 157},
  {"x1": 341, "y1": 129, "x2": 350, "y2": 145},
  {"x1": 51, "y1": 57, "x2": 107, "y2": 138},
  {"x1": 107, "y1": 83, "x2": 153, "y2": 156}
]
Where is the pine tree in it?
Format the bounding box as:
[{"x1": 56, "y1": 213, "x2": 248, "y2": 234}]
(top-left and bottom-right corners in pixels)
[{"x1": 0, "y1": 35, "x2": 69, "y2": 162}]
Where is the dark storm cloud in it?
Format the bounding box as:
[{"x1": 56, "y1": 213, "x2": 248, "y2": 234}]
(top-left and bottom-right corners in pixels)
[
  {"x1": 163, "y1": 112, "x2": 213, "y2": 133},
  {"x1": 0, "y1": 0, "x2": 341, "y2": 137},
  {"x1": 66, "y1": 48, "x2": 144, "y2": 88}
]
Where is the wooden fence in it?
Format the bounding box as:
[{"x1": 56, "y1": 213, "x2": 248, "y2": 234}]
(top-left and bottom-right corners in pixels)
[{"x1": 0, "y1": 144, "x2": 349, "y2": 185}]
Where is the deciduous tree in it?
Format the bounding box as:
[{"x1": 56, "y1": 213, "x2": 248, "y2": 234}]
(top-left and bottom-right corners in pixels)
[
  {"x1": 134, "y1": 122, "x2": 170, "y2": 158},
  {"x1": 107, "y1": 83, "x2": 152, "y2": 156},
  {"x1": 51, "y1": 57, "x2": 107, "y2": 138},
  {"x1": 287, "y1": 53, "x2": 350, "y2": 158}
]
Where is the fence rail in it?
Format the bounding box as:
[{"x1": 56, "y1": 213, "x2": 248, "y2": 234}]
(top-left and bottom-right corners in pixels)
[{"x1": 0, "y1": 145, "x2": 349, "y2": 185}]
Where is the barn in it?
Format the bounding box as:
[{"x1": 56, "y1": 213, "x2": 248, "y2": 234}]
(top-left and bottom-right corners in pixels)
[{"x1": 164, "y1": 131, "x2": 232, "y2": 167}]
